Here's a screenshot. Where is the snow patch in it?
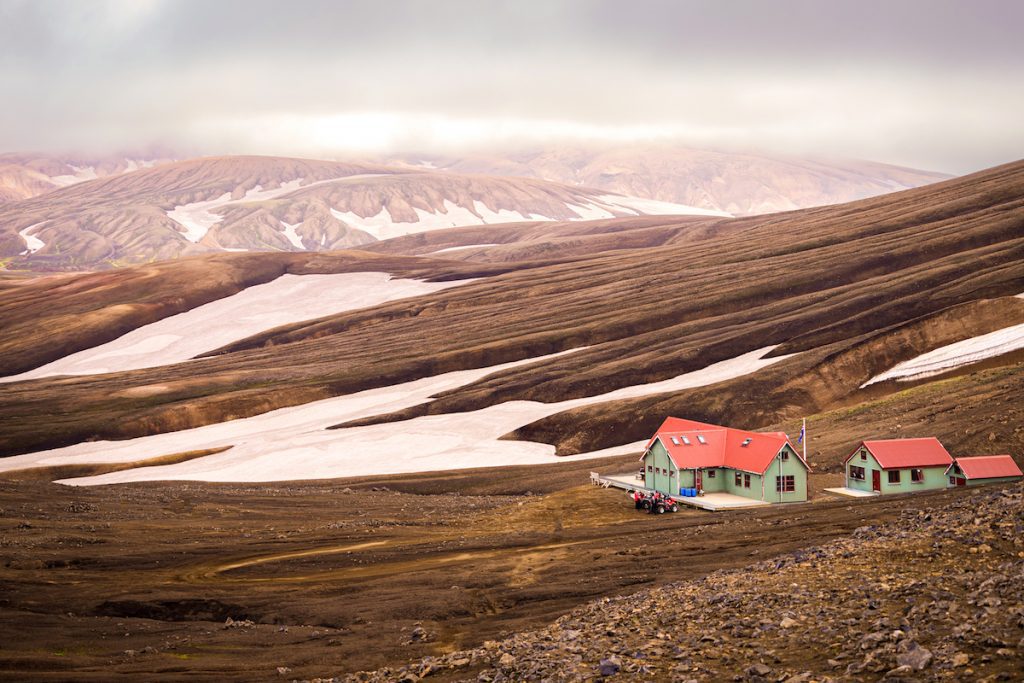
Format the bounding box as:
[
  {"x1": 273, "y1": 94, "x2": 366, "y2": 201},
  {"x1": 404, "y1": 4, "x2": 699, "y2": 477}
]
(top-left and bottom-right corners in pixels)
[
  {"x1": 330, "y1": 200, "x2": 545, "y2": 240},
  {"x1": 0, "y1": 272, "x2": 467, "y2": 382},
  {"x1": 597, "y1": 194, "x2": 732, "y2": 218},
  {"x1": 2, "y1": 346, "x2": 792, "y2": 485},
  {"x1": 429, "y1": 243, "x2": 500, "y2": 254},
  {"x1": 471, "y1": 200, "x2": 548, "y2": 224},
  {"x1": 862, "y1": 322, "x2": 1024, "y2": 387},
  {"x1": 167, "y1": 192, "x2": 232, "y2": 243},
  {"x1": 49, "y1": 165, "x2": 98, "y2": 187},
  {"x1": 280, "y1": 221, "x2": 306, "y2": 250},
  {"x1": 565, "y1": 202, "x2": 617, "y2": 220},
  {"x1": 18, "y1": 222, "x2": 46, "y2": 255}
]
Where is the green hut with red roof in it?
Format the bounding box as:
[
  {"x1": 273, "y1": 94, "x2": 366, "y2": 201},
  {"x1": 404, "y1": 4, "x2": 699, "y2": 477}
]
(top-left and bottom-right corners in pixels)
[
  {"x1": 641, "y1": 417, "x2": 809, "y2": 503},
  {"x1": 946, "y1": 455, "x2": 1023, "y2": 488},
  {"x1": 843, "y1": 438, "x2": 953, "y2": 494}
]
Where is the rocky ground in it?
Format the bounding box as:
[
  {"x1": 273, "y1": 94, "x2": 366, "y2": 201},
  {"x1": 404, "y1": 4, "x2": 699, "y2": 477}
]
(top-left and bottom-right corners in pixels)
[
  {"x1": 1, "y1": 455, "x2": 970, "y2": 681},
  {"x1": 340, "y1": 482, "x2": 1024, "y2": 683}
]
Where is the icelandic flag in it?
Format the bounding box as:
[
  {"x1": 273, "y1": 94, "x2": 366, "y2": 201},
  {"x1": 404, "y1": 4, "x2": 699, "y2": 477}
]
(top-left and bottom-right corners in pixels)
[{"x1": 798, "y1": 422, "x2": 805, "y2": 444}]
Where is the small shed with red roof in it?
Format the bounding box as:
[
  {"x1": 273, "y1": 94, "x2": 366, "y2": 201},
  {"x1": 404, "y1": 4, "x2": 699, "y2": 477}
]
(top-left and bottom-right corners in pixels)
[
  {"x1": 946, "y1": 455, "x2": 1023, "y2": 487},
  {"x1": 842, "y1": 438, "x2": 953, "y2": 494},
  {"x1": 641, "y1": 417, "x2": 809, "y2": 503}
]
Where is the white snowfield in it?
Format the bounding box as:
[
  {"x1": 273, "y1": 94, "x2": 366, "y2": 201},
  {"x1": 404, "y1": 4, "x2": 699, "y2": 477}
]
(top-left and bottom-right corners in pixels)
[
  {"x1": 0, "y1": 346, "x2": 792, "y2": 485},
  {"x1": 593, "y1": 194, "x2": 730, "y2": 219},
  {"x1": 18, "y1": 222, "x2": 46, "y2": 255},
  {"x1": 331, "y1": 194, "x2": 730, "y2": 241},
  {"x1": 48, "y1": 164, "x2": 99, "y2": 187},
  {"x1": 0, "y1": 272, "x2": 464, "y2": 383},
  {"x1": 862, "y1": 321, "x2": 1024, "y2": 387}
]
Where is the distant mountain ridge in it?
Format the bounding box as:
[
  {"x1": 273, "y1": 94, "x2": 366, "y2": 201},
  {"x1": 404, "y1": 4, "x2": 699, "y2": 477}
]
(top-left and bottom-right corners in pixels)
[
  {"x1": 377, "y1": 144, "x2": 952, "y2": 215},
  {"x1": 0, "y1": 153, "x2": 174, "y2": 203}
]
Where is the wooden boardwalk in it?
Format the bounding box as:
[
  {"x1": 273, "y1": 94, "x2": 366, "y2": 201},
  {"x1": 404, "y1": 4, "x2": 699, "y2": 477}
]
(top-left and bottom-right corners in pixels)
[{"x1": 591, "y1": 472, "x2": 770, "y2": 511}]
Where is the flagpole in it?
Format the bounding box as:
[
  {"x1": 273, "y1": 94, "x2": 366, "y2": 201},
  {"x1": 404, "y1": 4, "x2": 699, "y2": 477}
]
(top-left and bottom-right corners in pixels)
[{"x1": 802, "y1": 417, "x2": 807, "y2": 461}]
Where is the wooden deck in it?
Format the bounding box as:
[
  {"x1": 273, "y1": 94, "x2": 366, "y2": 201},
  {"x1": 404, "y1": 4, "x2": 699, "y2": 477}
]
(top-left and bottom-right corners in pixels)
[
  {"x1": 591, "y1": 472, "x2": 771, "y2": 511},
  {"x1": 823, "y1": 486, "x2": 881, "y2": 498}
]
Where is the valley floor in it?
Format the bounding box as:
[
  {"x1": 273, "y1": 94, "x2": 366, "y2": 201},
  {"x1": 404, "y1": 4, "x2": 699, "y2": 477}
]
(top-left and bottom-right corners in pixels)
[{"x1": 0, "y1": 457, "x2": 1014, "y2": 681}]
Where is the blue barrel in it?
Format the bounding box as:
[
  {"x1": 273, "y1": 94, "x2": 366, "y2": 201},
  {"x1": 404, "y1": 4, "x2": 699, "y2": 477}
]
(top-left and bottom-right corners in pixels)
[{"x1": 689, "y1": 488, "x2": 696, "y2": 497}]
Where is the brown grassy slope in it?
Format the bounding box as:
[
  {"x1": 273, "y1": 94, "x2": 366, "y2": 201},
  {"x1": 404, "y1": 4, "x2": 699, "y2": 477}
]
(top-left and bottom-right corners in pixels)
[
  {"x1": 358, "y1": 213, "x2": 733, "y2": 262},
  {"x1": 765, "y1": 358, "x2": 1024, "y2": 471},
  {"x1": 0, "y1": 250, "x2": 508, "y2": 377},
  {"x1": 510, "y1": 295, "x2": 1024, "y2": 455},
  {"x1": 0, "y1": 161, "x2": 1021, "y2": 457}
]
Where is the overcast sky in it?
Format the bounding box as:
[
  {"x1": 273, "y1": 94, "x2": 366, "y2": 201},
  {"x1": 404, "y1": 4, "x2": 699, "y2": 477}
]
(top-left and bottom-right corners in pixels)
[{"x1": 1, "y1": 0, "x2": 1021, "y2": 174}]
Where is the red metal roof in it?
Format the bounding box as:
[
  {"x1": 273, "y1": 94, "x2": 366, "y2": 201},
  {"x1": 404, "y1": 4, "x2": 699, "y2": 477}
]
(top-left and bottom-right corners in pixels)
[
  {"x1": 848, "y1": 438, "x2": 954, "y2": 469},
  {"x1": 951, "y1": 455, "x2": 1023, "y2": 480},
  {"x1": 642, "y1": 416, "x2": 808, "y2": 475}
]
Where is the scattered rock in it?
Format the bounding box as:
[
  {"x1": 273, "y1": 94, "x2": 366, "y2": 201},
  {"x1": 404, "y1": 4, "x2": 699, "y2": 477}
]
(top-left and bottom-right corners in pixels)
[
  {"x1": 896, "y1": 643, "x2": 933, "y2": 671},
  {"x1": 598, "y1": 655, "x2": 621, "y2": 676},
  {"x1": 746, "y1": 663, "x2": 771, "y2": 677}
]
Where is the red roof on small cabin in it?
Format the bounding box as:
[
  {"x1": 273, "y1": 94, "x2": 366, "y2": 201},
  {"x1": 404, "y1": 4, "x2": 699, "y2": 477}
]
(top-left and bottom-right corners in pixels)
[
  {"x1": 642, "y1": 416, "x2": 806, "y2": 475},
  {"x1": 847, "y1": 438, "x2": 953, "y2": 469},
  {"x1": 951, "y1": 455, "x2": 1023, "y2": 480}
]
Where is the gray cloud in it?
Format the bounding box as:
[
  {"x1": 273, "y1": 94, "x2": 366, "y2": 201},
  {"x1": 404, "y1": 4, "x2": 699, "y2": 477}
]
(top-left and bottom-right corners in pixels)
[{"x1": 1, "y1": 0, "x2": 1021, "y2": 173}]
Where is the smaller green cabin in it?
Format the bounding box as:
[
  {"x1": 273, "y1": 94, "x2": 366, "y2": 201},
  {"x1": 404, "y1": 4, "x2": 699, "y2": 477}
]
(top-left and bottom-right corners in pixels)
[
  {"x1": 843, "y1": 438, "x2": 952, "y2": 494},
  {"x1": 946, "y1": 455, "x2": 1023, "y2": 488}
]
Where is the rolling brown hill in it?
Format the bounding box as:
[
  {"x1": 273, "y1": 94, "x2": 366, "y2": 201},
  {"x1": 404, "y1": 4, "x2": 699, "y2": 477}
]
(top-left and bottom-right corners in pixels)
[{"x1": 0, "y1": 160, "x2": 1020, "y2": 462}]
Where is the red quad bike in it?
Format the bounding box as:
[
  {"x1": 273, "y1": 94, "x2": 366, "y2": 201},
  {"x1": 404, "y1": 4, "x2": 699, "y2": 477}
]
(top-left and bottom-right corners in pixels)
[{"x1": 649, "y1": 493, "x2": 680, "y2": 514}]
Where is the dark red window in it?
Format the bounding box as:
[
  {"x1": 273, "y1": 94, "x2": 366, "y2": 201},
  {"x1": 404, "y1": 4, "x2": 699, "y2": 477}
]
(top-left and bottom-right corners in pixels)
[
  {"x1": 743, "y1": 473, "x2": 751, "y2": 488},
  {"x1": 776, "y1": 475, "x2": 795, "y2": 492},
  {"x1": 888, "y1": 470, "x2": 901, "y2": 484},
  {"x1": 911, "y1": 469, "x2": 923, "y2": 483}
]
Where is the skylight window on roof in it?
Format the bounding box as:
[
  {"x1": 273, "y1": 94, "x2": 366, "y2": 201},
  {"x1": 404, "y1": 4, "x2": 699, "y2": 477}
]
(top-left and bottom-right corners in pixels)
[
  {"x1": 697, "y1": 435, "x2": 707, "y2": 444},
  {"x1": 741, "y1": 438, "x2": 752, "y2": 447},
  {"x1": 681, "y1": 436, "x2": 691, "y2": 445},
  {"x1": 671, "y1": 436, "x2": 680, "y2": 445}
]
